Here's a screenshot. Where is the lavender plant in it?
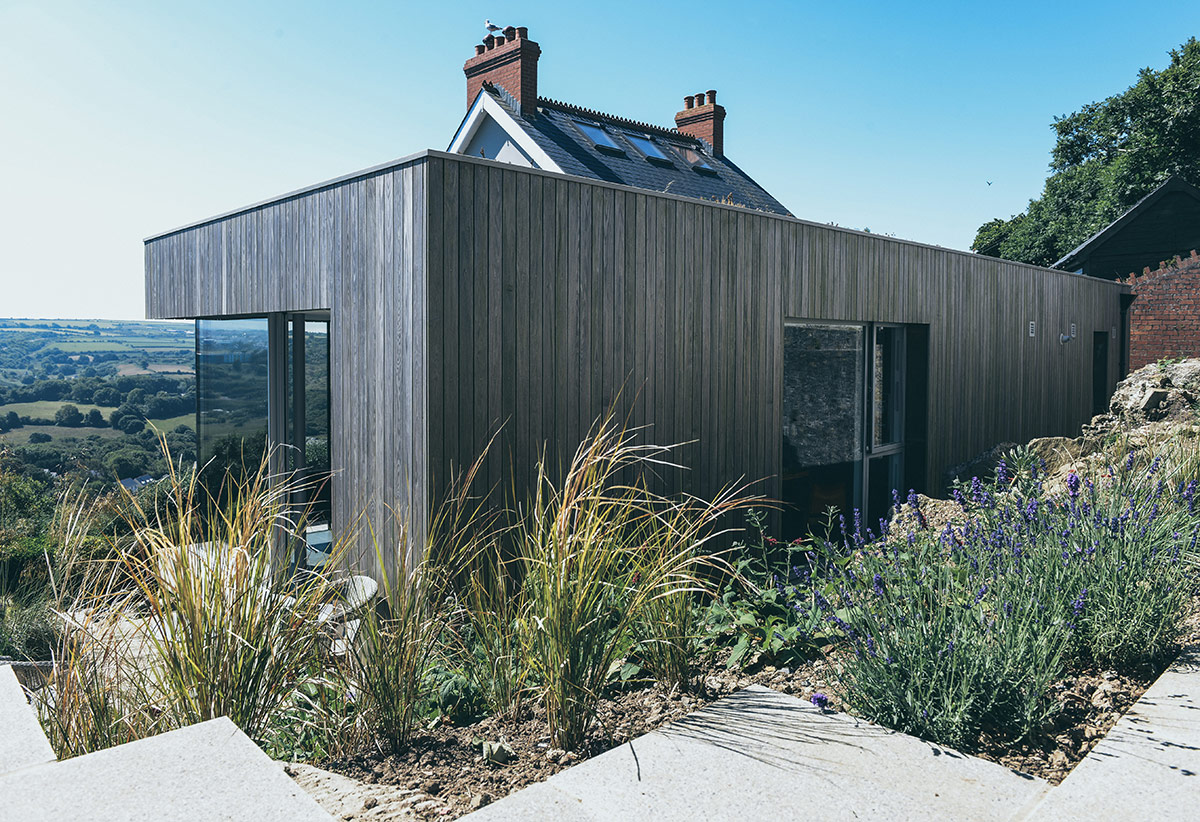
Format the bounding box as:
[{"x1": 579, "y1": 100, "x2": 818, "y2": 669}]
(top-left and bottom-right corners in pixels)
[{"x1": 812, "y1": 447, "x2": 1198, "y2": 750}]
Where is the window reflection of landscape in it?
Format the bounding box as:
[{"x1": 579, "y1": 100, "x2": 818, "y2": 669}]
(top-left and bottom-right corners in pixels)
[{"x1": 196, "y1": 318, "x2": 269, "y2": 479}]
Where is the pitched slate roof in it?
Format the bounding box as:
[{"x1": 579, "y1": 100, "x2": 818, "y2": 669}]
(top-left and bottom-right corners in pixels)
[
  {"x1": 480, "y1": 84, "x2": 791, "y2": 216},
  {"x1": 1053, "y1": 175, "x2": 1200, "y2": 271}
]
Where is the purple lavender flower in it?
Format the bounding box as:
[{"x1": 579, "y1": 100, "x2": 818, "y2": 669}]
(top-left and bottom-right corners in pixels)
[
  {"x1": 907, "y1": 489, "x2": 926, "y2": 527},
  {"x1": 1067, "y1": 471, "x2": 1081, "y2": 500},
  {"x1": 810, "y1": 692, "x2": 831, "y2": 710},
  {"x1": 996, "y1": 459, "x2": 1008, "y2": 485},
  {"x1": 1024, "y1": 498, "x2": 1039, "y2": 522},
  {"x1": 873, "y1": 573, "x2": 885, "y2": 596}
]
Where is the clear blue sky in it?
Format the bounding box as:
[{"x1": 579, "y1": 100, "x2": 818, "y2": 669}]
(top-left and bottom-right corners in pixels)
[{"x1": 2, "y1": 0, "x2": 1198, "y2": 319}]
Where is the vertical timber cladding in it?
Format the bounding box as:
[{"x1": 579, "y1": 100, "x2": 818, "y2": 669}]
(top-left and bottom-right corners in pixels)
[
  {"x1": 425, "y1": 152, "x2": 1127, "y2": 509},
  {"x1": 425, "y1": 154, "x2": 787, "y2": 508},
  {"x1": 144, "y1": 158, "x2": 430, "y2": 580},
  {"x1": 145, "y1": 147, "x2": 1128, "y2": 578}
]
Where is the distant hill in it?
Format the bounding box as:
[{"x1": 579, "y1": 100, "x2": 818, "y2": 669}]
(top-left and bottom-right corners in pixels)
[
  {"x1": 0, "y1": 319, "x2": 196, "y2": 486},
  {"x1": 0, "y1": 318, "x2": 193, "y2": 387}
]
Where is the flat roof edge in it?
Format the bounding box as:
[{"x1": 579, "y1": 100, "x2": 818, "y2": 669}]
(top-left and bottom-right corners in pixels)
[
  {"x1": 143, "y1": 148, "x2": 1130, "y2": 290},
  {"x1": 143, "y1": 150, "x2": 434, "y2": 242}
]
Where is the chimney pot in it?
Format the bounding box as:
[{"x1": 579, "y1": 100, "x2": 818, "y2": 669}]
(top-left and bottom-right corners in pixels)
[
  {"x1": 465, "y1": 26, "x2": 541, "y2": 115},
  {"x1": 675, "y1": 89, "x2": 727, "y2": 156}
]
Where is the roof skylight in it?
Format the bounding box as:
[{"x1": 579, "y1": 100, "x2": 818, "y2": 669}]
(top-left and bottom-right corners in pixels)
[
  {"x1": 576, "y1": 122, "x2": 623, "y2": 153},
  {"x1": 681, "y1": 147, "x2": 716, "y2": 172},
  {"x1": 626, "y1": 134, "x2": 676, "y2": 167}
]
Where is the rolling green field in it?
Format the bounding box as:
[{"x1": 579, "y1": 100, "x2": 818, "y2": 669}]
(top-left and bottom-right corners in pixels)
[
  {"x1": 0, "y1": 319, "x2": 194, "y2": 387},
  {"x1": 0, "y1": 414, "x2": 194, "y2": 447},
  {"x1": 0, "y1": 424, "x2": 125, "y2": 445},
  {"x1": 148, "y1": 414, "x2": 194, "y2": 431},
  {"x1": 0, "y1": 400, "x2": 109, "y2": 419}
]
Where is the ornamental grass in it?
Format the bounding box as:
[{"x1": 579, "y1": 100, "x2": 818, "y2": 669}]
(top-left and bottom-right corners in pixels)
[
  {"x1": 511, "y1": 416, "x2": 755, "y2": 750},
  {"x1": 38, "y1": 445, "x2": 342, "y2": 757}
]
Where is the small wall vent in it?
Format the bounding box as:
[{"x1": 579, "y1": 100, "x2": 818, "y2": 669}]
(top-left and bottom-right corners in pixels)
[{"x1": 1029, "y1": 321, "x2": 1036, "y2": 338}]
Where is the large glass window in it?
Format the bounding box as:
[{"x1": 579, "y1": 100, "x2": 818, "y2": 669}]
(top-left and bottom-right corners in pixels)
[
  {"x1": 781, "y1": 323, "x2": 865, "y2": 536},
  {"x1": 782, "y1": 322, "x2": 918, "y2": 539},
  {"x1": 196, "y1": 318, "x2": 270, "y2": 480}
]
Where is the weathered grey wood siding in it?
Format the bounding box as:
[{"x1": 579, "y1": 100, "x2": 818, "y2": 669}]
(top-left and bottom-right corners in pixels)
[
  {"x1": 146, "y1": 148, "x2": 1126, "y2": 573},
  {"x1": 423, "y1": 152, "x2": 1126, "y2": 506},
  {"x1": 145, "y1": 157, "x2": 429, "y2": 579}
]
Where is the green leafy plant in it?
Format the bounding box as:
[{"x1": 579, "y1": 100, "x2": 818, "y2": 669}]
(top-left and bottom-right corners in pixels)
[{"x1": 698, "y1": 514, "x2": 827, "y2": 671}]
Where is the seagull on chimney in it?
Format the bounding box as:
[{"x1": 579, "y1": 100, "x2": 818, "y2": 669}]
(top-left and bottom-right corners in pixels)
[{"x1": 485, "y1": 20, "x2": 503, "y2": 35}]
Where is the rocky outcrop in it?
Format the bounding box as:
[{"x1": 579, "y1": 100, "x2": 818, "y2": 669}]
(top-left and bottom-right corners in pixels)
[{"x1": 914, "y1": 359, "x2": 1200, "y2": 527}]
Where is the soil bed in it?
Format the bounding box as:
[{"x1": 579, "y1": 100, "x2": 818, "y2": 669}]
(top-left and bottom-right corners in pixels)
[
  {"x1": 322, "y1": 617, "x2": 1196, "y2": 820},
  {"x1": 325, "y1": 657, "x2": 840, "y2": 819}
]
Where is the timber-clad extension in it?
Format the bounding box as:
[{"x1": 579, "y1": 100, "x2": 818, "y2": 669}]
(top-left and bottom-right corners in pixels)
[{"x1": 145, "y1": 150, "x2": 1128, "y2": 576}]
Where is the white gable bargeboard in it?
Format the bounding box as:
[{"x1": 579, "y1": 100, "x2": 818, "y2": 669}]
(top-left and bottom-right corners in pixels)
[{"x1": 447, "y1": 92, "x2": 561, "y2": 172}]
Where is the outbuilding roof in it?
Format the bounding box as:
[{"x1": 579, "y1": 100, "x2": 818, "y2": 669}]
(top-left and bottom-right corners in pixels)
[{"x1": 1053, "y1": 175, "x2": 1200, "y2": 272}]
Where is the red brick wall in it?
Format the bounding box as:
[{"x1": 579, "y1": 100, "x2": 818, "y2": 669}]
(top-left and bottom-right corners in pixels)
[
  {"x1": 464, "y1": 28, "x2": 539, "y2": 114},
  {"x1": 674, "y1": 91, "x2": 726, "y2": 155},
  {"x1": 1128, "y1": 250, "x2": 1200, "y2": 369}
]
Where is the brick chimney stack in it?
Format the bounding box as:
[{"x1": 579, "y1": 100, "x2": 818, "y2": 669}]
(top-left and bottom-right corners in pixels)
[
  {"x1": 674, "y1": 90, "x2": 725, "y2": 156},
  {"x1": 464, "y1": 26, "x2": 540, "y2": 116}
]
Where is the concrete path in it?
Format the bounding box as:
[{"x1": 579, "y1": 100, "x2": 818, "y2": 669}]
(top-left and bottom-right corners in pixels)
[
  {"x1": 0, "y1": 716, "x2": 333, "y2": 821},
  {"x1": 466, "y1": 685, "x2": 1051, "y2": 821},
  {"x1": 1024, "y1": 649, "x2": 1200, "y2": 822},
  {"x1": 0, "y1": 663, "x2": 56, "y2": 775}
]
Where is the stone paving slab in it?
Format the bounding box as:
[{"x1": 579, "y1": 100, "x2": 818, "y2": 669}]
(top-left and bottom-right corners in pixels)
[
  {"x1": 0, "y1": 716, "x2": 333, "y2": 821},
  {"x1": 465, "y1": 685, "x2": 1049, "y2": 822},
  {"x1": 1024, "y1": 649, "x2": 1200, "y2": 822},
  {"x1": 0, "y1": 663, "x2": 56, "y2": 775}
]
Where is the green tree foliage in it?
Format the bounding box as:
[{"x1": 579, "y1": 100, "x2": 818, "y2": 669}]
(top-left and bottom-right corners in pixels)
[
  {"x1": 973, "y1": 39, "x2": 1200, "y2": 266},
  {"x1": 54, "y1": 404, "x2": 84, "y2": 427},
  {"x1": 105, "y1": 448, "x2": 149, "y2": 480}
]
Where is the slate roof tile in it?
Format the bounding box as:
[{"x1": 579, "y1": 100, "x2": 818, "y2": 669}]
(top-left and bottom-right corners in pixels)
[{"x1": 484, "y1": 84, "x2": 791, "y2": 216}]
